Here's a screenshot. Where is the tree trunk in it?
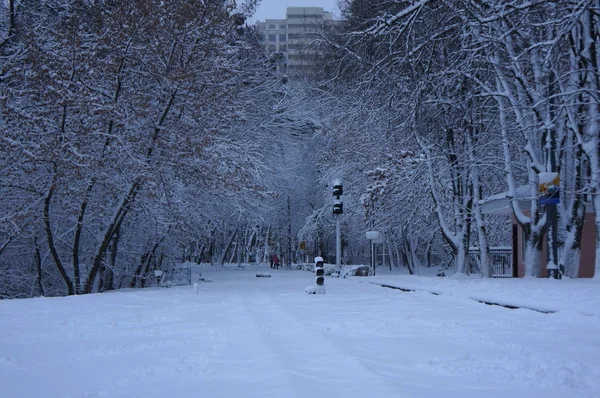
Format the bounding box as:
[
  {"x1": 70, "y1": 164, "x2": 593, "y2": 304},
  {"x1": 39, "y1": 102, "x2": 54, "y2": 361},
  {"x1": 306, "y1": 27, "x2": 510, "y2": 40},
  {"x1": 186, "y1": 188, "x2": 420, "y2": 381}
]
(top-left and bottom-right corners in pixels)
[
  {"x1": 0, "y1": 235, "x2": 13, "y2": 259},
  {"x1": 386, "y1": 232, "x2": 395, "y2": 271},
  {"x1": 196, "y1": 242, "x2": 206, "y2": 264},
  {"x1": 391, "y1": 233, "x2": 403, "y2": 268},
  {"x1": 8, "y1": 0, "x2": 15, "y2": 37},
  {"x1": 82, "y1": 88, "x2": 175, "y2": 293},
  {"x1": 522, "y1": 224, "x2": 546, "y2": 278},
  {"x1": 401, "y1": 229, "x2": 416, "y2": 275},
  {"x1": 34, "y1": 240, "x2": 45, "y2": 297},
  {"x1": 245, "y1": 227, "x2": 257, "y2": 264},
  {"x1": 130, "y1": 252, "x2": 148, "y2": 289},
  {"x1": 138, "y1": 239, "x2": 164, "y2": 288},
  {"x1": 426, "y1": 239, "x2": 432, "y2": 268},
  {"x1": 495, "y1": 84, "x2": 547, "y2": 277},
  {"x1": 229, "y1": 240, "x2": 237, "y2": 264},
  {"x1": 44, "y1": 183, "x2": 74, "y2": 295},
  {"x1": 560, "y1": 142, "x2": 587, "y2": 277},
  {"x1": 82, "y1": 178, "x2": 142, "y2": 294},
  {"x1": 220, "y1": 226, "x2": 238, "y2": 266},
  {"x1": 72, "y1": 179, "x2": 95, "y2": 294},
  {"x1": 243, "y1": 227, "x2": 249, "y2": 264},
  {"x1": 101, "y1": 225, "x2": 120, "y2": 292},
  {"x1": 287, "y1": 196, "x2": 293, "y2": 266},
  {"x1": 420, "y1": 133, "x2": 470, "y2": 275},
  {"x1": 236, "y1": 229, "x2": 243, "y2": 265},
  {"x1": 593, "y1": 189, "x2": 600, "y2": 278},
  {"x1": 263, "y1": 226, "x2": 271, "y2": 264},
  {"x1": 140, "y1": 255, "x2": 154, "y2": 288},
  {"x1": 208, "y1": 227, "x2": 217, "y2": 265},
  {"x1": 467, "y1": 126, "x2": 492, "y2": 278}
]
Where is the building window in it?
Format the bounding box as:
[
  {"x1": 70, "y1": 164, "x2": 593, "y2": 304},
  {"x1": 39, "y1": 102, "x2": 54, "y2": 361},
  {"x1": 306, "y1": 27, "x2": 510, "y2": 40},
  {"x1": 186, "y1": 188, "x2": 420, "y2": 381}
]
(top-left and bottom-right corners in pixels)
[
  {"x1": 279, "y1": 45, "x2": 287, "y2": 52},
  {"x1": 280, "y1": 24, "x2": 286, "y2": 29},
  {"x1": 279, "y1": 34, "x2": 286, "y2": 42},
  {"x1": 269, "y1": 34, "x2": 276, "y2": 42},
  {"x1": 288, "y1": 14, "x2": 321, "y2": 19},
  {"x1": 287, "y1": 23, "x2": 308, "y2": 29},
  {"x1": 268, "y1": 45, "x2": 276, "y2": 52},
  {"x1": 268, "y1": 24, "x2": 276, "y2": 29}
]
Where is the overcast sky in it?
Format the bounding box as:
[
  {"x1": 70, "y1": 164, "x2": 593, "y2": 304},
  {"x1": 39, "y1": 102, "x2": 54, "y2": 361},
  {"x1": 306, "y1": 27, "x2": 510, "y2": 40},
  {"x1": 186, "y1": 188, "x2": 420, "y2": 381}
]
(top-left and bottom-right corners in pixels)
[{"x1": 249, "y1": 0, "x2": 340, "y2": 23}]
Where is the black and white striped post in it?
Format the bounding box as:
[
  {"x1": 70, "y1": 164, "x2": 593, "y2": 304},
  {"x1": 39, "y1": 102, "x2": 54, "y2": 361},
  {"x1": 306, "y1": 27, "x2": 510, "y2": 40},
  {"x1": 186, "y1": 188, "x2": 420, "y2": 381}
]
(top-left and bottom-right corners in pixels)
[{"x1": 305, "y1": 256, "x2": 326, "y2": 294}]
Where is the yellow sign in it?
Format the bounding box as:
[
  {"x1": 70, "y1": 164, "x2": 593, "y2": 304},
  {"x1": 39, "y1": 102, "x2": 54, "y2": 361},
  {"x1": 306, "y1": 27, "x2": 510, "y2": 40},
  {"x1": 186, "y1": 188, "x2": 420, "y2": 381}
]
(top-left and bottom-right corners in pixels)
[
  {"x1": 299, "y1": 241, "x2": 306, "y2": 250},
  {"x1": 538, "y1": 172, "x2": 560, "y2": 205}
]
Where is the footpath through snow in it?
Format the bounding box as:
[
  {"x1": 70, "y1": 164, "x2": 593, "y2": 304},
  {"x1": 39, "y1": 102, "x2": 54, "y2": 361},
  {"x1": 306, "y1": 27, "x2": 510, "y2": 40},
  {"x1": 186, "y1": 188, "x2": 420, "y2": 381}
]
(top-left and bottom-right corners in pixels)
[{"x1": 1, "y1": 265, "x2": 599, "y2": 398}]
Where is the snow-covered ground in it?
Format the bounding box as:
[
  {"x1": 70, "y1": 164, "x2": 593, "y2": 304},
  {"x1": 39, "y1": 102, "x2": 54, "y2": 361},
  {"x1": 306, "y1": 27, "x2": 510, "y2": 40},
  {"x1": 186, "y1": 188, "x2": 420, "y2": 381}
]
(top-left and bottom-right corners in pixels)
[{"x1": 1, "y1": 265, "x2": 599, "y2": 398}]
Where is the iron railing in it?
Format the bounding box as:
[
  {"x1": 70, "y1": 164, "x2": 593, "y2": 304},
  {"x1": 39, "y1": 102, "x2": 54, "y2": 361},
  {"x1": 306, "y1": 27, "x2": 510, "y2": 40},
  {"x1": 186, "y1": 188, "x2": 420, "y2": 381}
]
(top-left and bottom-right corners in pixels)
[{"x1": 469, "y1": 248, "x2": 513, "y2": 277}]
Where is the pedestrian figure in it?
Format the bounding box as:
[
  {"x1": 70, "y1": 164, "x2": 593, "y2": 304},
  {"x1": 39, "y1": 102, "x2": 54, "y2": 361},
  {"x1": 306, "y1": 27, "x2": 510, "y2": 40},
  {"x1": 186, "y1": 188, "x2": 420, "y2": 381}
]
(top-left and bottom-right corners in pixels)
[
  {"x1": 273, "y1": 254, "x2": 280, "y2": 269},
  {"x1": 269, "y1": 254, "x2": 274, "y2": 269}
]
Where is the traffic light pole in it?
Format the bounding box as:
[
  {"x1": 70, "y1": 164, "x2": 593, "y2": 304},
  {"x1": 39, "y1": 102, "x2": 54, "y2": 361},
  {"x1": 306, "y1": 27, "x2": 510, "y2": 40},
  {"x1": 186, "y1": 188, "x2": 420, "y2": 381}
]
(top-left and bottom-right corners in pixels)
[
  {"x1": 371, "y1": 239, "x2": 375, "y2": 275},
  {"x1": 332, "y1": 179, "x2": 343, "y2": 268},
  {"x1": 336, "y1": 216, "x2": 341, "y2": 267}
]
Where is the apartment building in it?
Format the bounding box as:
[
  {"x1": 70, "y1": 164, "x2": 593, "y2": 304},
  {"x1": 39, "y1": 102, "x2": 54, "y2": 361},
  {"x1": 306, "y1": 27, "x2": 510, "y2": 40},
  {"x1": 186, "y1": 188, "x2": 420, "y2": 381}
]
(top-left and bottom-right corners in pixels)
[{"x1": 255, "y1": 7, "x2": 333, "y2": 76}]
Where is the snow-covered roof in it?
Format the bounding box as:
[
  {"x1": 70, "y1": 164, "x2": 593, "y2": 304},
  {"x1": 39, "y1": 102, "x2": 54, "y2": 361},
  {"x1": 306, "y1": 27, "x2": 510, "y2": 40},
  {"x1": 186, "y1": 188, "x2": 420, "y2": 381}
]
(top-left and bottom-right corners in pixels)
[
  {"x1": 481, "y1": 184, "x2": 593, "y2": 215},
  {"x1": 480, "y1": 185, "x2": 534, "y2": 215}
]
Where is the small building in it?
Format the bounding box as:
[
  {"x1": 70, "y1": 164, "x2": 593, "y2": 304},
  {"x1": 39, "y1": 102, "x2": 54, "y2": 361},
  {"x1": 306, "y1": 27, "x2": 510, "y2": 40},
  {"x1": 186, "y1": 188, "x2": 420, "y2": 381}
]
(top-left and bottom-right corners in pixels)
[{"x1": 481, "y1": 185, "x2": 596, "y2": 278}]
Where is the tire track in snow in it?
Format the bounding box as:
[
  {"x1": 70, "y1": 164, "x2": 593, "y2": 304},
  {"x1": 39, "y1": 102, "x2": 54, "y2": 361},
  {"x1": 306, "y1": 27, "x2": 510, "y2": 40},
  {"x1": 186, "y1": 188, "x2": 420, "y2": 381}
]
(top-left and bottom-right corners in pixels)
[
  {"x1": 218, "y1": 289, "x2": 302, "y2": 398},
  {"x1": 240, "y1": 284, "x2": 401, "y2": 397}
]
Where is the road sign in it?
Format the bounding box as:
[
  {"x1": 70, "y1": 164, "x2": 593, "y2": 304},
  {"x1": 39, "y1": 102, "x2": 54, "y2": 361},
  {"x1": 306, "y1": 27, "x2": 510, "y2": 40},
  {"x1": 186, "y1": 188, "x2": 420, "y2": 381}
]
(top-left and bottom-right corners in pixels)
[
  {"x1": 539, "y1": 172, "x2": 560, "y2": 205},
  {"x1": 366, "y1": 231, "x2": 383, "y2": 243}
]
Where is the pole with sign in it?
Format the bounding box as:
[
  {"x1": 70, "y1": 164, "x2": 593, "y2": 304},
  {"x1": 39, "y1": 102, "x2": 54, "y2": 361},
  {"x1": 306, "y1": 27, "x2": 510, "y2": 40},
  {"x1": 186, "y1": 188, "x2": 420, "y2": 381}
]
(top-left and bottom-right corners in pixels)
[
  {"x1": 539, "y1": 172, "x2": 561, "y2": 279},
  {"x1": 366, "y1": 231, "x2": 382, "y2": 275}
]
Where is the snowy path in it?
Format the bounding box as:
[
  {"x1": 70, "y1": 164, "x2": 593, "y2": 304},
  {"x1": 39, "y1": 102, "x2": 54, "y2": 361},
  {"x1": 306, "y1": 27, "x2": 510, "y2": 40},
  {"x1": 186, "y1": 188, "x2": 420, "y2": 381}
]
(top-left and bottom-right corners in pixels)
[
  {"x1": 1, "y1": 266, "x2": 600, "y2": 398},
  {"x1": 235, "y1": 283, "x2": 400, "y2": 397}
]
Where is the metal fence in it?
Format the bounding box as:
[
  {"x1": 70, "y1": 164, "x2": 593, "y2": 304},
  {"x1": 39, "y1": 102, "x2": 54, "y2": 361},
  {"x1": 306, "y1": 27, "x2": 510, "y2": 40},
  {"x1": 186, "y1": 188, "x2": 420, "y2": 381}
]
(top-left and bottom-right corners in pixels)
[{"x1": 469, "y1": 248, "x2": 513, "y2": 277}]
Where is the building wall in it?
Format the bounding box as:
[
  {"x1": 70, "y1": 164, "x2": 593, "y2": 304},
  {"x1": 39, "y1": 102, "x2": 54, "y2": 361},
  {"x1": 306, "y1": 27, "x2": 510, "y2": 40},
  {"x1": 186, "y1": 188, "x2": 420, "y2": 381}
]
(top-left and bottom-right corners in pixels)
[
  {"x1": 256, "y1": 19, "x2": 287, "y2": 54},
  {"x1": 255, "y1": 7, "x2": 333, "y2": 76},
  {"x1": 578, "y1": 213, "x2": 596, "y2": 277},
  {"x1": 513, "y1": 212, "x2": 596, "y2": 278}
]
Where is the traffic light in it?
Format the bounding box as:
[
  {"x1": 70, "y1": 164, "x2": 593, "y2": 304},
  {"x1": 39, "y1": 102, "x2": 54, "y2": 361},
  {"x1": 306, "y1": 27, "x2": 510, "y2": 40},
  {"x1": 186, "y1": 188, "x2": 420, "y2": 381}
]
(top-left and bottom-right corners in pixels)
[
  {"x1": 315, "y1": 256, "x2": 324, "y2": 286},
  {"x1": 333, "y1": 200, "x2": 343, "y2": 214},
  {"x1": 333, "y1": 180, "x2": 343, "y2": 214},
  {"x1": 305, "y1": 256, "x2": 326, "y2": 294},
  {"x1": 332, "y1": 179, "x2": 343, "y2": 269},
  {"x1": 333, "y1": 182, "x2": 343, "y2": 197}
]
